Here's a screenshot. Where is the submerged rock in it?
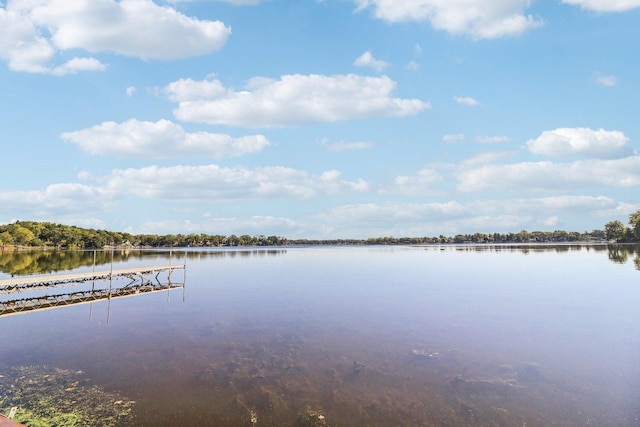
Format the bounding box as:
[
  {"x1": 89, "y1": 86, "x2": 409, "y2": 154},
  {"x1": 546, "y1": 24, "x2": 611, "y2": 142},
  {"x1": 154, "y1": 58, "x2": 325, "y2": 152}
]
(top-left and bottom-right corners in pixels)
[{"x1": 296, "y1": 408, "x2": 329, "y2": 427}]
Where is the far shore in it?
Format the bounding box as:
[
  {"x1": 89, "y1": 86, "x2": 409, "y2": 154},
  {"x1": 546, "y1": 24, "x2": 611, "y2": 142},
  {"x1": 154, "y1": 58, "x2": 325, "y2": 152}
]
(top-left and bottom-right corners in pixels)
[{"x1": 1, "y1": 240, "x2": 628, "y2": 253}]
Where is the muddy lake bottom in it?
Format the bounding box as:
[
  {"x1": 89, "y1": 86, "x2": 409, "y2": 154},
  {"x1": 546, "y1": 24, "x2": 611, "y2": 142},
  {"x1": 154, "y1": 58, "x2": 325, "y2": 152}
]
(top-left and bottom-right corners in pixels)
[{"x1": 1, "y1": 245, "x2": 639, "y2": 426}]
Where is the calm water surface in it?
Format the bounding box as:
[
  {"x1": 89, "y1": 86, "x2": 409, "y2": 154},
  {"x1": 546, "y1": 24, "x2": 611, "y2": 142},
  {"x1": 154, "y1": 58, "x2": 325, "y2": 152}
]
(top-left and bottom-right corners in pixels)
[{"x1": 1, "y1": 245, "x2": 639, "y2": 426}]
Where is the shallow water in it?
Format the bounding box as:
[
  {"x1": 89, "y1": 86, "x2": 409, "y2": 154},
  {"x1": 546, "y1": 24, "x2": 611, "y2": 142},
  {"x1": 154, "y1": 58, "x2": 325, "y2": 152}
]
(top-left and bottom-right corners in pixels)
[{"x1": 1, "y1": 245, "x2": 639, "y2": 426}]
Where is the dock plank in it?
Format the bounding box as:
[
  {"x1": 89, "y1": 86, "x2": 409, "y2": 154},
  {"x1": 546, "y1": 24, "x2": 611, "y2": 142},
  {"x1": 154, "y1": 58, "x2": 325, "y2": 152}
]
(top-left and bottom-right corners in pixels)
[{"x1": 0, "y1": 265, "x2": 185, "y2": 289}]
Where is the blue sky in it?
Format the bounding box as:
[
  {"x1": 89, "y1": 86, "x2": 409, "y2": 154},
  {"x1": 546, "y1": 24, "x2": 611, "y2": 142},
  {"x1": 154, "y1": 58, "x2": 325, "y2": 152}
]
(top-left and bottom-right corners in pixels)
[{"x1": 1, "y1": 0, "x2": 639, "y2": 239}]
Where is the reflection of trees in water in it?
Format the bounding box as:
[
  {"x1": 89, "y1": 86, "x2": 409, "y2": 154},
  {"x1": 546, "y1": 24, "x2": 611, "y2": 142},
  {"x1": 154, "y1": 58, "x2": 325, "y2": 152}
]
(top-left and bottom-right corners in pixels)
[
  {"x1": 436, "y1": 244, "x2": 609, "y2": 255},
  {"x1": 8, "y1": 245, "x2": 637, "y2": 276},
  {"x1": 0, "y1": 249, "x2": 287, "y2": 276},
  {"x1": 0, "y1": 250, "x2": 112, "y2": 276},
  {"x1": 607, "y1": 244, "x2": 640, "y2": 269}
]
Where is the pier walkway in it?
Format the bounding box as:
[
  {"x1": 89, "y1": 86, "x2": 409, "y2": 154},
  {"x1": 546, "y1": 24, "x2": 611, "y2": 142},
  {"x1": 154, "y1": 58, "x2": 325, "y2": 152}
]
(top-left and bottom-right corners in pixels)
[
  {"x1": 0, "y1": 265, "x2": 185, "y2": 293},
  {"x1": 0, "y1": 264, "x2": 186, "y2": 317}
]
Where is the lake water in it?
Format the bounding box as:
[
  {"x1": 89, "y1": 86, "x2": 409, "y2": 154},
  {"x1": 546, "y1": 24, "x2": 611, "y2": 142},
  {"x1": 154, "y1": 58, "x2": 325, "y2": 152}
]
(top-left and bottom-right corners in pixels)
[{"x1": 1, "y1": 245, "x2": 639, "y2": 426}]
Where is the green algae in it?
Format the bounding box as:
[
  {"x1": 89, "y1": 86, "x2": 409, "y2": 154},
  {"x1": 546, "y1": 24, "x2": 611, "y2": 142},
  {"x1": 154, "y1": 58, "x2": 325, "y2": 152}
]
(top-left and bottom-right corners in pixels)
[{"x1": 0, "y1": 365, "x2": 134, "y2": 427}]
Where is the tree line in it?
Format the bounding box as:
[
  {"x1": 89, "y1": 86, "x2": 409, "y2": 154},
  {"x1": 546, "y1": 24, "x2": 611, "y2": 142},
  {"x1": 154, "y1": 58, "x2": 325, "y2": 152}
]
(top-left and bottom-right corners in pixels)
[
  {"x1": 604, "y1": 210, "x2": 640, "y2": 243},
  {"x1": 0, "y1": 221, "x2": 291, "y2": 249},
  {"x1": 0, "y1": 212, "x2": 638, "y2": 250}
]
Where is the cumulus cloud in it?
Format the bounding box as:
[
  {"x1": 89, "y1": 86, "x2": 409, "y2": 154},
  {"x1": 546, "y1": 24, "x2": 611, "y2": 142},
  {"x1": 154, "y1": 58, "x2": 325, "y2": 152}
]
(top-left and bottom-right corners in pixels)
[
  {"x1": 0, "y1": 183, "x2": 109, "y2": 217},
  {"x1": 320, "y1": 201, "x2": 468, "y2": 223},
  {"x1": 471, "y1": 195, "x2": 617, "y2": 220},
  {"x1": 61, "y1": 119, "x2": 271, "y2": 158},
  {"x1": 454, "y1": 96, "x2": 481, "y2": 106},
  {"x1": 307, "y1": 194, "x2": 625, "y2": 238},
  {"x1": 48, "y1": 57, "x2": 106, "y2": 75},
  {"x1": 164, "y1": 78, "x2": 230, "y2": 102},
  {"x1": 380, "y1": 168, "x2": 443, "y2": 196},
  {"x1": 353, "y1": 50, "x2": 389, "y2": 71},
  {"x1": 456, "y1": 156, "x2": 640, "y2": 192},
  {"x1": 129, "y1": 215, "x2": 298, "y2": 238},
  {"x1": 166, "y1": 74, "x2": 430, "y2": 127},
  {"x1": 313, "y1": 201, "x2": 469, "y2": 237},
  {"x1": 0, "y1": 5, "x2": 59, "y2": 73},
  {"x1": 353, "y1": 0, "x2": 542, "y2": 39},
  {"x1": 561, "y1": 0, "x2": 640, "y2": 12},
  {"x1": 104, "y1": 164, "x2": 368, "y2": 201},
  {"x1": 526, "y1": 127, "x2": 630, "y2": 158},
  {"x1": 464, "y1": 195, "x2": 620, "y2": 229},
  {"x1": 0, "y1": 0, "x2": 230, "y2": 74}
]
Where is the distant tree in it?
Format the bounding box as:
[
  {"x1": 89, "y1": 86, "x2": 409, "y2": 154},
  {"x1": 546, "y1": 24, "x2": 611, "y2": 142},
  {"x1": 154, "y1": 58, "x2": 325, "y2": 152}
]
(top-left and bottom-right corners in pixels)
[
  {"x1": 226, "y1": 234, "x2": 239, "y2": 246},
  {"x1": 552, "y1": 230, "x2": 569, "y2": 242},
  {"x1": 267, "y1": 235, "x2": 281, "y2": 245},
  {"x1": 210, "y1": 235, "x2": 225, "y2": 247},
  {"x1": 453, "y1": 234, "x2": 466, "y2": 243},
  {"x1": 12, "y1": 224, "x2": 36, "y2": 246},
  {"x1": 0, "y1": 231, "x2": 10, "y2": 246},
  {"x1": 238, "y1": 235, "x2": 254, "y2": 246},
  {"x1": 629, "y1": 210, "x2": 640, "y2": 241},
  {"x1": 605, "y1": 220, "x2": 627, "y2": 242},
  {"x1": 590, "y1": 229, "x2": 606, "y2": 240}
]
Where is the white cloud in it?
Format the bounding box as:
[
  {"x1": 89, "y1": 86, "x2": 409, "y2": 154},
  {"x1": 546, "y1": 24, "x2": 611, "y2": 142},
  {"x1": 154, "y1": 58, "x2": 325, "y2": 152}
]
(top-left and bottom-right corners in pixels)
[
  {"x1": 324, "y1": 140, "x2": 375, "y2": 152},
  {"x1": 460, "y1": 151, "x2": 516, "y2": 166},
  {"x1": 309, "y1": 194, "x2": 623, "y2": 238},
  {"x1": 0, "y1": 0, "x2": 230, "y2": 74},
  {"x1": 126, "y1": 86, "x2": 137, "y2": 97},
  {"x1": 62, "y1": 119, "x2": 271, "y2": 159},
  {"x1": 167, "y1": 74, "x2": 430, "y2": 128},
  {"x1": 51, "y1": 57, "x2": 106, "y2": 75},
  {"x1": 590, "y1": 201, "x2": 640, "y2": 219},
  {"x1": 104, "y1": 164, "x2": 368, "y2": 201},
  {"x1": 353, "y1": 50, "x2": 389, "y2": 71},
  {"x1": 527, "y1": 127, "x2": 630, "y2": 158},
  {"x1": 167, "y1": 0, "x2": 264, "y2": 4},
  {"x1": 313, "y1": 201, "x2": 469, "y2": 237},
  {"x1": 561, "y1": 0, "x2": 640, "y2": 12},
  {"x1": 475, "y1": 136, "x2": 511, "y2": 143},
  {"x1": 0, "y1": 5, "x2": 57, "y2": 73},
  {"x1": 456, "y1": 155, "x2": 640, "y2": 192},
  {"x1": 464, "y1": 195, "x2": 620, "y2": 229},
  {"x1": 454, "y1": 96, "x2": 481, "y2": 106},
  {"x1": 353, "y1": 0, "x2": 542, "y2": 39},
  {"x1": 0, "y1": 183, "x2": 109, "y2": 216},
  {"x1": 130, "y1": 215, "x2": 297, "y2": 238},
  {"x1": 164, "y1": 78, "x2": 230, "y2": 102},
  {"x1": 508, "y1": 195, "x2": 616, "y2": 212},
  {"x1": 443, "y1": 134, "x2": 465, "y2": 143},
  {"x1": 595, "y1": 74, "x2": 617, "y2": 87},
  {"x1": 381, "y1": 168, "x2": 443, "y2": 196}
]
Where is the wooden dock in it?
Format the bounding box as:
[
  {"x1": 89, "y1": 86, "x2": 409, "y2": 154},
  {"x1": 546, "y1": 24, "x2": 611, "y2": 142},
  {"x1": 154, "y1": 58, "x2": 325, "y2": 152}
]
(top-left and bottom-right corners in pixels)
[
  {"x1": 0, "y1": 265, "x2": 185, "y2": 293},
  {"x1": 0, "y1": 264, "x2": 186, "y2": 317}
]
